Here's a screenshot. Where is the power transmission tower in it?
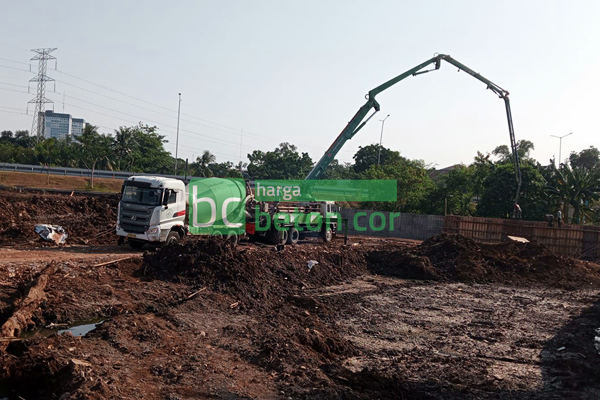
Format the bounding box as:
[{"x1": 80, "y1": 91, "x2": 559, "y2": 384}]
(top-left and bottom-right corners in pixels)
[{"x1": 28, "y1": 48, "x2": 57, "y2": 139}]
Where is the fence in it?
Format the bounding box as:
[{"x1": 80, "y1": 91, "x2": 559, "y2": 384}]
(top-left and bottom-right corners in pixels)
[
  {"x1": 0, "y1": 162, "x2": 190, "y2": 181},
  {"x1": 444, "y1": 215, "x2": 600, "y2": 259},
  {"x1": 339, "y1": 209, "x2": 444, "y2": 241}
]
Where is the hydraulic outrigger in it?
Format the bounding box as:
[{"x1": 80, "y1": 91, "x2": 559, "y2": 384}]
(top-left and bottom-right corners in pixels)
[{"x1": 305, "y1": 54, "x2": 522, "y2": 212}]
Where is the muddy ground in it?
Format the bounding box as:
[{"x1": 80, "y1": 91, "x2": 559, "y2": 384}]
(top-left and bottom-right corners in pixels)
[{"x1": 1, "y1": 190, "x2": 600, "y2": 400}]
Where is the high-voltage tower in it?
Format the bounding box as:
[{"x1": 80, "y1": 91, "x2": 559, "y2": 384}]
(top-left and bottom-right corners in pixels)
[{"x1": 28, "y1": 48, "x2": 57, "y2": 138}]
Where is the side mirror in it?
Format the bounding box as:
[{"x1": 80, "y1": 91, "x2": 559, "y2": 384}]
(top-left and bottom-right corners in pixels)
[{"x1": 162, "y1": 189, "x2": 170, "y2": 206}]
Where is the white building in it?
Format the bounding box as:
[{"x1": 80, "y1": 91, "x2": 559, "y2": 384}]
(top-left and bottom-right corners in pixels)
[{"x1": 42, "y1": 111, "x2": 85, "y2": 140}]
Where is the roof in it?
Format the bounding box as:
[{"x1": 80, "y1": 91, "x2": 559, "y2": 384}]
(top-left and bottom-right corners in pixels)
[{"x1": 428, "y1": 164, "x2": 462, "y2": 180}]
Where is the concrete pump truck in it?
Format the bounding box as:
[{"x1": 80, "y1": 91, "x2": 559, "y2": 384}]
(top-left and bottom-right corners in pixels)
[{"x1": 116, "y1": 53, "x2": 522, "y2": 248}]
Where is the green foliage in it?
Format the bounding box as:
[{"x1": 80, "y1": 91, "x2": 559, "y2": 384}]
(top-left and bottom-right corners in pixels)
[
  {"x1": 544, "y1": 163, "x2": 600, "y2": 224},
  {"x1": 492, "y1": 139, "x2": 535, "y2": 165},
  {"x1": 247, "y1": 142, "x2": 313, "y2": 179},
  {"x1": 569, "y1": 146, "x2": 600, "y2": 170},
  {"x1": 422, "y1": 165, "x2": 475, "y2": 215},
  {"x1": 353, "y1": 144, "x2": 402, "y2": 174},
  {"x1": 359, "y1": 157, "x2": 434, "y2": 212},
  {"x1": 321, "y1": 159, "x2": 357, "y2": 180},
  {"x1": 477, "y1": 163, "x2": 546, "y2": 220}
]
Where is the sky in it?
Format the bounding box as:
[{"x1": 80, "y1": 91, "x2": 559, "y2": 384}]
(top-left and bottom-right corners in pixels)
[{"x1": 0, "y1": 0, "x2": 599, "y2": 169}]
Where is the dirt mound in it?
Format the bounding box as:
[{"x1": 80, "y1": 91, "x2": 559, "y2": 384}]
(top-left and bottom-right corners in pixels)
[
  {"x1": 0, "y1": 191, "x2": 118, "y2": 246},
  {"x1": 143, "y1": 239, "x2": 366, "y2": 377},
  {"x1": 368, "y1": 233, "x2": 600, "y2": 288},
  {"x1": 142, "y1": 239, "x2": 368, "y2": 309}
]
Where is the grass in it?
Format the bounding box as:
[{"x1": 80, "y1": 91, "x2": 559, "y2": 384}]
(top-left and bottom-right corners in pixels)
[{"x1": 0, "y1": 171, "x2": 123, "y2": 193}]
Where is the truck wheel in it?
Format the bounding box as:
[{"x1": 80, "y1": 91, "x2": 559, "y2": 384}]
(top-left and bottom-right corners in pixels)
[
  {"x1": 286, "y1": 228, "x2": 299, "y2": 245},
  {"x1": 166, "y1": 231, "x2": 180, "y2": 246},
  {"x1": 322, "y1": 229, "x2": 333, "y2": 243},
  {"x1": 128, "y1": 239, "x2": 145, "y2": 249},
  {"x1": 226, "y1": 232, "x2": 239, "y2": 247},
  {"x1": 270, "y1": 229, "x2": 288, "y2": 244}
]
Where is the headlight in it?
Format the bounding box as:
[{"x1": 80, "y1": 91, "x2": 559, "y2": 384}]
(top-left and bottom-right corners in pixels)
[{"x1": 147, "y1": 227, "x2": 159, "y2": 234}]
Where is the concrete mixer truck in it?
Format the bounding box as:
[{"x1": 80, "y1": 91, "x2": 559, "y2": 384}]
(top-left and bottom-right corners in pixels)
[{"x1": 116, "y1": 176, "x2": 340, "y2": 249}]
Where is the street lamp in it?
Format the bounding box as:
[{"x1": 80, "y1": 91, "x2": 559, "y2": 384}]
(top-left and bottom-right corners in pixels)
[
  {"x1": 550, "y1": 132, "x2": 573, "y2": 166},
  {"x1": 377, "y1": 114, "x2": 390, "y2": 165},
  {"x1": 174, "y1": 93, "x2": 182, "y2": 175}
]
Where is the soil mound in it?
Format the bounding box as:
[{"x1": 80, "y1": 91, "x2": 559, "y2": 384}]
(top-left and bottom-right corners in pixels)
[
  {"x1": 0, "y1": 191, "x2": 118, "y2": 246},
  {"x1": 368, "y1": 233, "x2": 600, "y2": 288},
  {"x1": 142, "y1": 239, "x2": 367, "y2": 309}
]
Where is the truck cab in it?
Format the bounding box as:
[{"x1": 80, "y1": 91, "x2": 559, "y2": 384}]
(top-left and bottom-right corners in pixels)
[{"x1": 116, "y1": 176, "x2": 187, "y2": 248}]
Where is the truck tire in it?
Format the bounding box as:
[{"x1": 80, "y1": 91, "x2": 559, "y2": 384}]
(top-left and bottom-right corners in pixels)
[
  {"x1": 270, "y1": 229, "x2": 288, "y2": 245},
  {"x1": 322, "y1": 228, "x2": 333, "y2": 243},
  {"x1": 226, "y1": 232, "x2": 239, "y2": 247},
  {"x1": 286, "y1": 228, "x2": 299, "y2": 245},
  {"x1": 128, "y1": 239, "x2": 145, "y2": 249},
  {"x1": 165, "y1": 230, "x2": 180, "y2": 246}
]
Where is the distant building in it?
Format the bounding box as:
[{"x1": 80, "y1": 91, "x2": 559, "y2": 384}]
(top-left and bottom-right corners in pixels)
[
  {"x1": 71, "y1": 118, "x2": 85, "y2": 137},
  {"x1": 42, "y1": 111, "x2": 85, "y2": 140}
]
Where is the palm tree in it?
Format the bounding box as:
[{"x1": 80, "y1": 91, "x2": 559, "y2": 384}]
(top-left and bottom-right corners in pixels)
[
  {"x1": 545, "y1": 163, "x2": 600, "y2": 224},
  {"x1": 492, "y1": 140, "x2": 535, "y2": 164},
  {"x1": 112, "y1": 127, "x2": 136, "y2": 171},
  {"x1": 195, "y1": 150, "x2": 216, "y2": 177}
]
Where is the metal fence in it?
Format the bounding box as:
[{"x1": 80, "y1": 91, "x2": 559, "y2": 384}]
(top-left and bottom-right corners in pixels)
[
  {"x1": 444, "y1": 215, "x2": 600, "y2": 260},
  {"x1": 340, "y1": 208, "x2": 444, "y2": 241},
  {"x1": 0, "y1": 162, "x2": 190, "y2": 181}
]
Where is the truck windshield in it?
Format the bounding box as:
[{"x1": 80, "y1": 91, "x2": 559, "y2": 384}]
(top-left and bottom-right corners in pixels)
[{"x1": 122, "y1": 186, "x2": 163, "y2": 206}]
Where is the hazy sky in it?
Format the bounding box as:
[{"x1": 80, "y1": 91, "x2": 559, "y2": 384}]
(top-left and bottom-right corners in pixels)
[{"x1": 1, "y1": 0, "x2": 599, "y2": 169}]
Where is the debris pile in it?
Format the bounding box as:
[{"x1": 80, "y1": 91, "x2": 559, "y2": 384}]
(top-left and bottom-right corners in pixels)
[
  {"x1": 0, "y1": 191, "x2": 118, "y2": 246},
  {"x1": 368, "y1": 233, "x2": 600, "y2": 288}
]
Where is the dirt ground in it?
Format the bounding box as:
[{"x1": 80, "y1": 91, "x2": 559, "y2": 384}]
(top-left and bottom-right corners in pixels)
[{"x1": 1, "y1": 190, "x2": 600, "y2": 400}]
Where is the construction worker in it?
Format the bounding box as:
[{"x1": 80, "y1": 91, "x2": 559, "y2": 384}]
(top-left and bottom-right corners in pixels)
[
  {"x1": 557, "y1": 209, "x2": 563, "y2": 228},
  {"x1": 514, "y1": 203, "x2": 522, "y2": 219},
  {"x1": 546, "y1": 214, "x2": 554, "y2": 227}
]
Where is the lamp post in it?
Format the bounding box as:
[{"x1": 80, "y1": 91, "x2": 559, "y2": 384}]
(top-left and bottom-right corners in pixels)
[
  {"x1": 174, "y1": 93, "x2": 182, "y2": 175},
  {"x1": 550, "y1": 132, "x2": 573, "y2": 166},
  {"x1": 377, "y1": 114, "x2": 390, "y2": 165}
]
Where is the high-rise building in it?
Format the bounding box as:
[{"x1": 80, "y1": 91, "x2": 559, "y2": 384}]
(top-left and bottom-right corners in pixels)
[
  {"x1": 71, "y1": 118, "x2": 85, "y2": 137},
  {"x1": 42, "y1": 111, "x2": 85, "y2": 140}
]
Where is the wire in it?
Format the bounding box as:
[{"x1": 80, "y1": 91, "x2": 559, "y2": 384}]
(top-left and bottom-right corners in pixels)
[
  {"x1": 0, "y1": 64, "x2": 32, "y2": 73},
  {"x1": 0, "y1": 81, "x2": 29, "y2": 89},
  {"x1": 0, "y1": 57, "x2": 30, "y2": 66},
  {"x1": 0, "y1": 109, "x2": 27, "y2": 115}
]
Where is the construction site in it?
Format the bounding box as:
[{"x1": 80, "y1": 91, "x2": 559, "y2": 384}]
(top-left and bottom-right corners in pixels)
[
  {"x1": 0, "y1": 187, "x2": 599, "y2": 400},
  {"x1": 1, "y1": 2, "x2": 600, "y2": 399}
]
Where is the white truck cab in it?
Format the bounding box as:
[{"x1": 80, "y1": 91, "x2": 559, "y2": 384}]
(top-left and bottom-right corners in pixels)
[{"x1": 116, "y1": 176, "x2": 187, "y2": 248}]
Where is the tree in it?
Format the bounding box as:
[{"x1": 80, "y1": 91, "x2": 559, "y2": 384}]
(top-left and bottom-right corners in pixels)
[
  {"x1": 76, "y1": 124, "x2": 112, "y2": 189},
  {"x1": 353, "y1": 144, "x2": 402, "y2": 174},
  {"x1": 545, "y1": 163, "x2": 600, "y2": 224},
  {"x1": 569, "y1": 146, "x2": 600, "y2": 170},
  {"x1": 195, "y1": 150, "x2": 216, "y2": 177},
  {"x1": 208, "y1": 161, "x2": 243, "y2": 178},
  {"x1": 322, "y1": 159, "x2": 357, "y2": 180},
  {"x1": 477, "y1": 163, "x2": 546, "y2": 220},
  {"x1": 359, "y1": 158, "x2": 435, "y2": 213},
  {"x1": 492, "y1": 139, "x2": 535, "y2": 164},
  {"x1": 1, "y1": 130, "x2": 13, "y2": 139},
  {"x1": 128, "y1": 124, "x2": 172, "y2": 173},
  {"x1": 247, "y1": 142, "x2": 313, "y2": 180},
  {"x1": 422, "y1": 165, "x2": 475, "y2": 215},
  {"x1": 111, "y1": 127, "x2": 137, "y2": 171}
]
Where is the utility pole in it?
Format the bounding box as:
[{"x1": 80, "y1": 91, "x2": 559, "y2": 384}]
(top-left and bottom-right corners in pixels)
[
  {"x1": 28, "y1": 48, "x2": 57, "y2": 140},
  {"x1": 377, "y1": 114, "x2": 390, "y2": 165},
  {"x1": 174, "y1": 93, "x2": 182, "y2": 175},
  {"x1": 550, "y1": 132, "x2": 573, "y2": 166},
  {"x1": 239, "y1": 127, "x2": 244, "y2": 172}
]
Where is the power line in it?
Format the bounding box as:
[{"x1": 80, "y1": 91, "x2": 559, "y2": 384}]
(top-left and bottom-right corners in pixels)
[
  {"x1": 0, "y1": 64, "x2": 32, "y2": 73},
  {"x1": 0, "y1": 57, "x2": 30, "y2": 66}
]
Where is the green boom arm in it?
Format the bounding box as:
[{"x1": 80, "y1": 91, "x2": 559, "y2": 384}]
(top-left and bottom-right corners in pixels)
[{"x1": 305, "y1": 54, "x2": 522, "y2": 207}]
